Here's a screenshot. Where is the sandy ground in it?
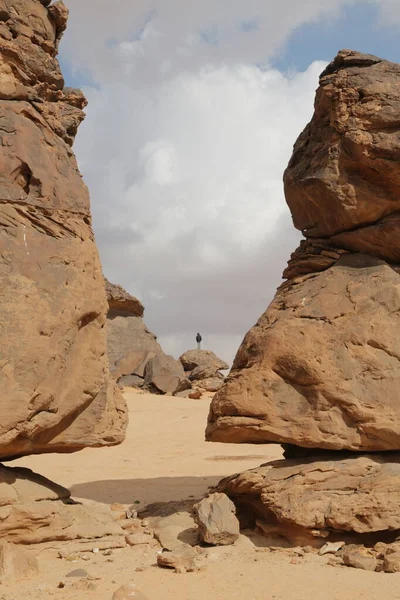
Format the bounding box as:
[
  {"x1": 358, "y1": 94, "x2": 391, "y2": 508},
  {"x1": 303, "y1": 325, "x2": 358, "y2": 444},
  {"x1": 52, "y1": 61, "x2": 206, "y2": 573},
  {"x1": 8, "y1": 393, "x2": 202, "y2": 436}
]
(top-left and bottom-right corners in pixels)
[{"x1": 3, "y1": 389, "x2": 400, "y2": 600}]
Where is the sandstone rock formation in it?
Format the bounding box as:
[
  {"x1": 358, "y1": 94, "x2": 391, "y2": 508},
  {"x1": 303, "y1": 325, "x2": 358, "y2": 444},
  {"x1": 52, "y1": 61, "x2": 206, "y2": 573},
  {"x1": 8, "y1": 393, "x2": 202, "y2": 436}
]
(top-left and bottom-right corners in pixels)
[
  {"x1": 180, "y1": 349, "x2": 228, "y2": 394},
  {"x1": 217, "y1": 455, "x2": 400, "y2": 535},
  {"x1": 0, "y1": 464, "x2": 126, "y2": 547},
  {"x1": 0, "y1": 0, "x2": 127, "y2": 460},
  {"x1": 207, "y1": 49, "x2": 400, "y2": 542},
  {"x1": 105, "y1": 279, "x2": 164, "y2": 388},
  {"x1": 207, "y1": 50, "x2": 400, "y2": 452}
]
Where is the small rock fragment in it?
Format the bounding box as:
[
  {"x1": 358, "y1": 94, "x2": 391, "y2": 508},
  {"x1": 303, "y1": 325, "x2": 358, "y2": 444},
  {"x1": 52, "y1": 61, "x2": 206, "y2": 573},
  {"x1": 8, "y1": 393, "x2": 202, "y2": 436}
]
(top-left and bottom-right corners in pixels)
[
  {"x1": 66, "y1": 569, "x2": 89, "y2": 578},
  {"x1": 157, "y1": 547, "x2": 207, "y2": 574},
  {"x1": 319, "y1": 541, "x2": 345, "y2": 556},
  {"x1": 342, "y1": 547, "x2": 377, "y2": 571},
  {"x1": 112, "y1": 584, "x2": 150, "y2": 600},
  {"x1": 383, "y1": 551, "x2": 400, "y2": 573}
]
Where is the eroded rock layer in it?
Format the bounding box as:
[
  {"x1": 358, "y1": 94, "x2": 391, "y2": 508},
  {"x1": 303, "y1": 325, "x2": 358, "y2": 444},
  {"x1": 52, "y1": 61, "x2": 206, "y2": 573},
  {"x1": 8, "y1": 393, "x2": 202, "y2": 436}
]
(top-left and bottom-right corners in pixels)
[
  {"x1": 0, "y1": 0, "x2": 127, "y2": 460},
  {"x1": 218, "y1": 455, "x2": 400, "y2": 534},
  {"x1": 207, "y1": 50, "x2": 400, "y2": 451}
]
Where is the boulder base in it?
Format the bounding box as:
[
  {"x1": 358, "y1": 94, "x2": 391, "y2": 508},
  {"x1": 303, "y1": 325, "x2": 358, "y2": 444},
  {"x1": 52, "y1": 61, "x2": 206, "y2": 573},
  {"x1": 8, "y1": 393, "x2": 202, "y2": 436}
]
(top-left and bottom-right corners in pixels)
[
  {"x1": 207, "y1": 255, "x2": 400, "y2": 451},
  {"x1": 218, "y1": 455, "x2": 400, "y2": 534}
]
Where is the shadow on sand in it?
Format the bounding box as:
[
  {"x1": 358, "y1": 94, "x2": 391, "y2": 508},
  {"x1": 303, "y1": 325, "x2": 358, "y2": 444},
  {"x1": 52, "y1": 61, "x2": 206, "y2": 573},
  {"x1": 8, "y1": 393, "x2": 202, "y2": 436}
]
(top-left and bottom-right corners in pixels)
[{"x1": 70, "y1": 474, "x2": 227, "y2": 505}]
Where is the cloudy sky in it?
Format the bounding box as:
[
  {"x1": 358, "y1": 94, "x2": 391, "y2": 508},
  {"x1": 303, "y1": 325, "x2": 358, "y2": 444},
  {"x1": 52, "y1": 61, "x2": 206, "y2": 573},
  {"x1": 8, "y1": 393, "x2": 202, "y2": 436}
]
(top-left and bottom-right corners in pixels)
[{"x1": 60, "y1": 0, "x2": 400, "y2": 364}]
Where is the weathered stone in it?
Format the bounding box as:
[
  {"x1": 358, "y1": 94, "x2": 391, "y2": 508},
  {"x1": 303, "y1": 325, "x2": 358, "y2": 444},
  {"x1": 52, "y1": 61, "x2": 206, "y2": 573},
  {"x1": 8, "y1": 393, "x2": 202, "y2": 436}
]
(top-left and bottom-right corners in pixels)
[
  {"x1": 144, "y1": 355, "x2": 185, "y2": 395},
  {"x1": 284, "y1": 49, "x2": 400, "y2": 250},
  {"x1": 0, "y1": 0, "x2": 127, "y2": 460},
  {"x1": 207, "y1": 255, "x2": 400, "y2": 450},
  {"x1": 189, "y1": 390, "x2": 202, "y2": 400},
  {"x1": 194, "y1": 493, "x2": 240, "y2": 546},
  {"x1": 157, "y1": 546, "x2": 208, "y2": 574},
  {"x1": 112, "y1": 584, "x2": 150, "y2": 600},
  {"x1": 106, "y1": 280, "x2": 164, "y2": 380},
  {"x1": 180, "y1": 350, "x2": 228, "y2": 373},
  {"x1": 173, "y1": 378, "x2": 192, "y2": 395},
  {"x1": 118, "y1": 375, "x2": 144, "y2": 389},
  {"x1": 196, "y1": 376, "x2": 225, "y2": 393},
  {"x1": 342, "y1": 546, "x2": 377, "y2": 571},
  {"x1": 218, "y1": 455, "x2": 400, "y2": 535},
  {"x1": 0, "y1": 540, "x2": 38, "y2": 581},
  {"x1": 207, "y1": 51, "x2": 400, "y2": 452},
  {"x1": 0, "y1": 464, "x2": 126, "y2": 546},
  {"x1": 105, "y1": 279, "x2": 144, "y2": 318},
  {"x1": 383, "y1": 551, "x2": 400, "y2": 573}
]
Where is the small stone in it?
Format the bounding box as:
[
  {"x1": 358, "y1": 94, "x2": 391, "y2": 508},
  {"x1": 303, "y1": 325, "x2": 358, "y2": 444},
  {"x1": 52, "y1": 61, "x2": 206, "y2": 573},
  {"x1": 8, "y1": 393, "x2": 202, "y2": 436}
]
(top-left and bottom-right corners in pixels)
[
  {"x1": 66, "y1": 569, "x2": 89, "y2": 578},
  {"x1": 343, "y1": 549, "x2": 377, "y2": 571},
  {"x1": 92, "y1": 548, "x2": 100, "y2": 554},
  {"x1": 157, "y1": 547, "x2": 208, "y2": 574},
  {"x1": 383, "y1": 551, "x2": 400, "y2": 573},
  {"x1": 194, "y1": 493, "x2": 240, "y2": 546},
  {"x1": 112, "y1": 584, "x2": 150, "y2": 600},
  {"x1": 319, "y1": 541, "x2": 345, "y2": 556}
]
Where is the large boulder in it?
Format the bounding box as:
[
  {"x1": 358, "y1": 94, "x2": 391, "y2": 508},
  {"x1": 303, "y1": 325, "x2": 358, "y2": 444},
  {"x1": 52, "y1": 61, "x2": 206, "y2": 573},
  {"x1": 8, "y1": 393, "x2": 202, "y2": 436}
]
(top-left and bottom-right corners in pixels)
[
  {"x1": 0, "y1": 0, "x2": 127, "y2": 460},
  {"x1": 105, "y1": 280, "x2": 164, "y2": 381},
  {"x1": 207, "y1": 254, "x2": 400, "y2": 450},
  {"x1": 207, "y1": 51, "x2": 400, "y2": 452},
  {"x1": 218, "y1": 455, "x2": 400, "y2": 535},
  {"x1": 144, "y1": 355, "x2": 185, "y2": 395}
]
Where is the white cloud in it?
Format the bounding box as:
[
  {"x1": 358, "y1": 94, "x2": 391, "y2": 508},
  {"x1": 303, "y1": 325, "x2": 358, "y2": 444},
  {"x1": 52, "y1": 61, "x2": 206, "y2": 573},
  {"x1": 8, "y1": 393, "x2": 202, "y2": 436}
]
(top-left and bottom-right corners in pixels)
[{"x1": 59, "y1": 0, "x2": 400, "y2": 364}]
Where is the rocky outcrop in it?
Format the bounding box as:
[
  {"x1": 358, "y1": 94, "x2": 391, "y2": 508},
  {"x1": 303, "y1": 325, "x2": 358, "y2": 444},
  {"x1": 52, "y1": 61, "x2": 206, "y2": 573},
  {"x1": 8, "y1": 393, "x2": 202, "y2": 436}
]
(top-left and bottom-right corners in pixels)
[
  {"x1": 105, "y1": 279, "x2": 164, "y2": 387},
  {"x1": 0, "y1": 464, "x2": 126, "y2": 547},
  {"x1": 207, "y1": 50, "x2": 400, "y2": 542},
  {"x1": 180, "y1": 350, "x2": 228, "y2": 394},
  {"x1": 207, "y1": 50, "x2": 400, "y2": 452},
  {"x1": 0, "y1": 0, "x2": 127, "y2": 460}
]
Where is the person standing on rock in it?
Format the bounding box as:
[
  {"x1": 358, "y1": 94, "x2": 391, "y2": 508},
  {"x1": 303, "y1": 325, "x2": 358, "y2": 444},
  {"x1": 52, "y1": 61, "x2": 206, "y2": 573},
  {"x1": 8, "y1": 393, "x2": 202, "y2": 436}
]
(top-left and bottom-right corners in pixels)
[{"x1": 196, "y1": 333, "x2": 202, "y2": 350}]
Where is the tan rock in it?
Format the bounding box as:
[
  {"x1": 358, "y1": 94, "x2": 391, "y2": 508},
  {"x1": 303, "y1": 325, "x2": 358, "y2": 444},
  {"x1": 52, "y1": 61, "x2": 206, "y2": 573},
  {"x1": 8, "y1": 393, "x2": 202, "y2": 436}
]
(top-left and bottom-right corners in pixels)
[
  {"x1": 0, "y1": 540, "x2": 38, "y2": 581},
  {"x1": 105, "y1": 279, "x2": 144, "y2": 318},
  {"x1": 0, "y1": 0, "x2": 127, "y2": 460},
  {"x1": 194, "y1": 493, "x2": 240, "y2": 546},
  {"x1": 207, "y1": 51, "x2": 400, "y2": 452},
  {"x1": 0, "y1": 464, "x2": 126, "y2": 546},
  {"x1": 342, "y1": 546, "x2": 377, "y2": 571},
  {"x1": 144, "y1": 355, "x2": 185, "y2": 395},
  {"x1": 284, "y1": 50, "x2": 400, "y2": 248},
  {"x1": 383, "y1": 551, "x2": 400, "y2": 573},
  {"x1": 217, "y1": 455, "x2": 400, "y2": 535},
  {"x1": 180, "y1": 350, "x2": 228, "y2": 372},
  {"x1": 112, "y1": 584, "x2": 149, "y2": 600},
  {"x1": 207, "y1": 255, "x2": 400, "y2": 451},
  {"x1": 157, "y1": 546, "x2": 208, "y2": 574}
]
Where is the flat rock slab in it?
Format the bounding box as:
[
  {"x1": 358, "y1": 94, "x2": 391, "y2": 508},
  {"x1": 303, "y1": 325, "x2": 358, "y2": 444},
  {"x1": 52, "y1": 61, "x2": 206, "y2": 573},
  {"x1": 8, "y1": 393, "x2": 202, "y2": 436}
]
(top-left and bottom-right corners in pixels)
[
  {"x1": 218, "y1": 455, "x2": 400, "y2": 534},
  {"x1": 0, "y1": 464, "x2": 125, "y2": 546}
]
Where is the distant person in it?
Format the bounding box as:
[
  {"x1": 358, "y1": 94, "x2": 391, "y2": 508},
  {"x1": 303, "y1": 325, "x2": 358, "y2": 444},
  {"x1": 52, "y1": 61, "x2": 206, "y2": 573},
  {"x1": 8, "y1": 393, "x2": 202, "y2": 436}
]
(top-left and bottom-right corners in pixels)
[{"x1": 196, "y1": 333, "x2": 202, "y2": 350}]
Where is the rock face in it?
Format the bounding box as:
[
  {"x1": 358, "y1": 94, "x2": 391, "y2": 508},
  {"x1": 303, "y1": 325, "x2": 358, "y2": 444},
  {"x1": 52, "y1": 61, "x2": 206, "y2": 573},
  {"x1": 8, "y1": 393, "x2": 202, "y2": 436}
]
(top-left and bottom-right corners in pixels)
[
  {"x1": 207, "y1": 50, "x2": 400, "y2": 452},
  {"x1": 207, "y1": 50, "x2": 400, "y2": 541},
  {"x1": 0, "y1": 0, "x2": 127, "y2": 460},
  {"x1": 105, "y1": 279, "x2": 164, "y2": 387}
]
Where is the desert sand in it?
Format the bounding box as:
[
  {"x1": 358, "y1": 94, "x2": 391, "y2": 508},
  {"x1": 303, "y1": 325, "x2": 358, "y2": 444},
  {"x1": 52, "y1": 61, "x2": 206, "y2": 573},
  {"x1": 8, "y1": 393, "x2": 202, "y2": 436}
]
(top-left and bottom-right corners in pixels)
[{"x1": 2, "y1": 389, "x2": 400, "y2": 600}]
